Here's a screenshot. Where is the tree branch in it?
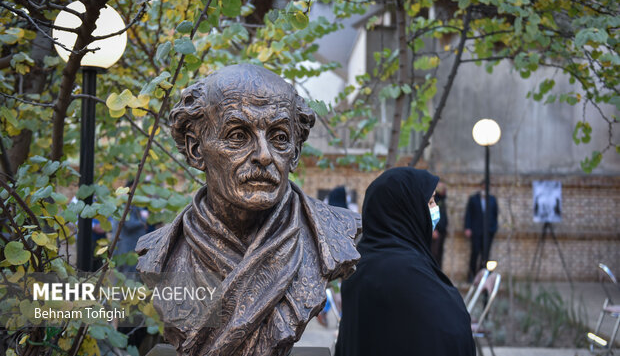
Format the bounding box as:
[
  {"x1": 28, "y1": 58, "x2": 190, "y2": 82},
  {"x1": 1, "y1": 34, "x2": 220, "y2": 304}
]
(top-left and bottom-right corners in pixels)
[
  {"x1": 0, "y1": 2, "x2": 84, "y2": 55},
  {"x1": 122, "y1": 115, "x2": 205, "y2": 185},
  {"x1": 409, "y1": 7, "x2": 472, "y2": 167},
  {"x1": 91, "y1": 3, "x2": 148, "y2": 41},
  {"x1": 0, "y1": 92, "x2": 55, "y2": 107},
  {"x1": 386, "y1": 0, "x2": 410, "y2": 169},
  {"x1": 0, "y1": 179, "x2": 42, "y2": 230},
  {"x1": 460, "y1": 55, "x2": 514, "y2": 63},
  {"x1": 466, "y1": 29, "x2": 513, "y2": 40},
  {"x1": 50, "y1": 0, "x2": 110, "y2": 162},
  {"x1": 0, "y1": 197, "x2": 40, "y2": 271}
]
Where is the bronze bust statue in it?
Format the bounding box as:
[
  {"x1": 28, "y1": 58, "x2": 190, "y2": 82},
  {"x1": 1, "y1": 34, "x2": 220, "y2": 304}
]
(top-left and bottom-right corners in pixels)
[{"x1": 136, "y1": 64, "x2": 361, "y2": 356}]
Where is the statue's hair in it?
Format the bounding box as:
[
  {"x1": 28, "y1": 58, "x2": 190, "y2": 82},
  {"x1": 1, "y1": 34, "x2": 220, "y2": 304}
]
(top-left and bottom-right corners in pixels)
[{"x1": 169, "y1": 76, "x2": 316, "y2": 161}]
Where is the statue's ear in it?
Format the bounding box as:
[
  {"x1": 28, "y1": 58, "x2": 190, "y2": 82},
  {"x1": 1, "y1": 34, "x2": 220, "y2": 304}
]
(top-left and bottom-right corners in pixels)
[
  {"x1": 290, "y1": 94, "x2": 316, "y2": 172},
  {"x1": 290, "y1": 145, "x2": 301, "y2": 172},
  {"x1": 185, "y1": 133, "x2": 207, "y2": 171}
]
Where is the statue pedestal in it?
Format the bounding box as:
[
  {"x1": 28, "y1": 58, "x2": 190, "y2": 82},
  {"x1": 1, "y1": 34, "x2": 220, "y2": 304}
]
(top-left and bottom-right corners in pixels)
[
  {"x1": 145, "y1": 344, "x2": 175, "y2": 356},
  {"x1": 290, "y1": 347, "x2": 331, "y2": 356},
  {"x1": 145, "y1": 344, "x2": 331, "y2": 356}
]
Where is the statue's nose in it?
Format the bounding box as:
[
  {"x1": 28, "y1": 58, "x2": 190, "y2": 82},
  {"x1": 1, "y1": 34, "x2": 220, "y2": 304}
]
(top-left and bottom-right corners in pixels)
[{"x1": 251, "y1": 133, "x2": 273, "y2": 167}]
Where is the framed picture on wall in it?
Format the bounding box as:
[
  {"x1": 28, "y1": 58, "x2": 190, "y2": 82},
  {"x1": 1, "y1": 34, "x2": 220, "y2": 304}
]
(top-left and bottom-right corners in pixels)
[{"x1": 532, "y1": 180, "x2": 562, "y2": 223}]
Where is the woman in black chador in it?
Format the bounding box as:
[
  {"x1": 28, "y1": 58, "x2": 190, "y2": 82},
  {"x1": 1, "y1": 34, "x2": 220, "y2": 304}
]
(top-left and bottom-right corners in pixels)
[{"x1": 335, "y1": 167, "x2": 475, "y2": 356}]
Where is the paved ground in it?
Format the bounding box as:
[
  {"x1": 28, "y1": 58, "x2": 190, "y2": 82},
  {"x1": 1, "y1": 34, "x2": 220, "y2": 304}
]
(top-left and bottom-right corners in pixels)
[
  {"x1": 294, "y1": 281, "x2": 620, "y2": 355},
  {"x1": 477, "y1": 347, "x2": 594, "y2": 355}
]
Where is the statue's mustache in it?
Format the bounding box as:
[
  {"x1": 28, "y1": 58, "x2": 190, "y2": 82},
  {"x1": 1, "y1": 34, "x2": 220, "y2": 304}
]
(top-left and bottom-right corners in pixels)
[{"x1": 239, "y1": 167, "x2": 280, "y2": 185}]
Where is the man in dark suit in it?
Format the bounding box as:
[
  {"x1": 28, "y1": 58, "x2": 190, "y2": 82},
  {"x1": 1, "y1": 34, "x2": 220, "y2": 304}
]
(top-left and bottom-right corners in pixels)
[{"x1": 464, "y1": 182, "x2": 498, "y2": 281}]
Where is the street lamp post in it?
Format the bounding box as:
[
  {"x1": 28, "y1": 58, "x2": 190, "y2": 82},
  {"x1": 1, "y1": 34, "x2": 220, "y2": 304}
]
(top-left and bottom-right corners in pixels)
[
  {"x1": 472, "y1": 118, "x2": 501, "y2": 266},
  {"x1": 53, "y1": 2, "x2": 127, "y2": 271}
]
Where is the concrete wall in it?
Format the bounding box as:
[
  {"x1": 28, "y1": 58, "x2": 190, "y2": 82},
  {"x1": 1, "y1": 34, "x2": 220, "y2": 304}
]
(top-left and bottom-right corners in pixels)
[{"x1": 430, "y1": 59, "x2": 620, "y2": 175}]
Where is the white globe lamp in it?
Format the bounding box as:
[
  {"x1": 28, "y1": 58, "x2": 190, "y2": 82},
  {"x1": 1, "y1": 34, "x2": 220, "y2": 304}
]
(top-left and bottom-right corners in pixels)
[{"x1": 53, "y1": 1, "x2": 127, "y2": 68}]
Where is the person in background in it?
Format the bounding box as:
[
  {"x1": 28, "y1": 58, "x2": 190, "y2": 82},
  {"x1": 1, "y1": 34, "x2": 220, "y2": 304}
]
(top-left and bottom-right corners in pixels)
[
  {"x1": 431, "y1": 182, "x2": 448, "y2": 269},
  {"x1": 464, "y1": 181, "x2": 498, "y2": 282},
  {"x1": 335, "y1": 168, "x2": 475, "y2": 356},
  {"x1": 328, "y1": 186, "x2": 348, "y2": 209}
]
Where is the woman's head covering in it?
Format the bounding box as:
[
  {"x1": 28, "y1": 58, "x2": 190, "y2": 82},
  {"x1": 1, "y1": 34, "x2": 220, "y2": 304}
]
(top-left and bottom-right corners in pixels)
[
  {"x1": 359, "y1": 167, "x2": 438, "y2": 259},
  {"x1": 328, "y1": 186, "x2": 348, "y2": 209}
]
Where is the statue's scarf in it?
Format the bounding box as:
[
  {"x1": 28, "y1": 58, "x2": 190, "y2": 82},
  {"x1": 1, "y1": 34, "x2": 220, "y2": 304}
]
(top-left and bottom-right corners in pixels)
[{"x1": 136, "y1": 182, "x2": 360, "y2": 356}]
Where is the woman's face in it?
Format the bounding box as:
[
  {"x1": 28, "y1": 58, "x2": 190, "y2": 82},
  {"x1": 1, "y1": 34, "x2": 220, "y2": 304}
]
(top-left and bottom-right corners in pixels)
[{"x1": 428, "y1": 190, "x2": 437, "y2": 209}]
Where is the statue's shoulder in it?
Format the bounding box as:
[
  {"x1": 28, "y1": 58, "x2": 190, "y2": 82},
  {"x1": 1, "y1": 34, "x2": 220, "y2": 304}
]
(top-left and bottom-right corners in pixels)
[
  {"x1": 306, "y1": 196, "x2": 362, "y2": 241},
  {"x1": 296, "y1": 188, "x2": 361, "y2": 279},
  {"x1": 136, "y1": 205, "x2": 190, "y2": 273}
]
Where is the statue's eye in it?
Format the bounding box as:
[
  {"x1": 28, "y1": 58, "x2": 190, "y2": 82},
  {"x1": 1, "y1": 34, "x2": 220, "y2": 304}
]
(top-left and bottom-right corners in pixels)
[
  {"x1": 273, "y1": 133, "x2": 288, "y2": 142},
  {"x1": 228, "y1": 130, "x2": 247, "y2": 141}
]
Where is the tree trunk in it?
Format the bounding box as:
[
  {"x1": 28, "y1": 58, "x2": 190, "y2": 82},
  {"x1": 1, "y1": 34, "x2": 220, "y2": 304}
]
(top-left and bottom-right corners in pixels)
[
  {"x1": 385, "y1": 1, "x2": 410, "y2": 169},
  {"x1": 50, "y1": 0, "x2": 109, "y2": 162},
  {"x1": 408, "y1": 8, "x2": 471, "y2": 167}
]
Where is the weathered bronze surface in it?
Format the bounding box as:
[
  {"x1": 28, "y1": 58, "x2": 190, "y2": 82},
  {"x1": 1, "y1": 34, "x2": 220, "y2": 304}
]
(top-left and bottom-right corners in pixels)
[{"x1": 136, "y1": 64, "x2": 361, "y2": 356}]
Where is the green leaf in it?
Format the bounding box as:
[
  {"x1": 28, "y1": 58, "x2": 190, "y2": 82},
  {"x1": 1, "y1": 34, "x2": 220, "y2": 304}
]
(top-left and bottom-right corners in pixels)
[
  {"x1": 81, "y1": 205, "x2": 98, "y2": 219},
  {"x1": 89, "y1": 325, "x2": 108, "y2": 340},
  {"x1": 68, "y1": 200, "x2": 86, "y2": 215},
  {"x1": 176, "y1": 20, "x2": 193, "y2": 34},
  {"x1": 575, "y1": 28, "x2": 609, "y2": 48},
  {"x1": 127, "y1": 345, "x2": 140, "y2": 356},
  {"x1": 76, "y1": 185, "x2": 96, "y2": 199},
  {"x1": 31, "y1": 231, "x2": 49, "y2": 246},
  {"x1": 290, "y1": 11, "x2": 309, "y2": 30},
  {"x1": 580, "y1": 151, "x2": 603, "y2": 173},
  {"x1": 221, "y1": 0, "x2": 242, "y2": 17},
  {"x1": 42, "y1": 161, "x2": 60, "y2": 176},
  {"x1": 141, "y1": 72, "x2": 172, "y2": 95},
  {"x1": 30, "y1": 155, "x2": 48, "y2": 163},
  {"x1": 458, "y1": 0, "x2": 470, "y2": 9},
  {"x1": 308, "y1": 100, "x2": 329, "y2": 116},
  {"x1": 184, "y1": 54, "x2": 201, "y2": 71},
  {"x1": 0, "y1": 107, "x2": 18, "y2": 127},
  {"x1": 107, "y1": 329, "x2": 128, "y2": 348},
  {"x1": 98, "y1": 200, "x2": 116, "y2": 216},
  {"x1": 5, "y1": 241, "x2": 31, "y2": 265},
  {"x1": 32, "y1": 185, "x2": 53, "y2": 202},
  {"x1": 106, "y1": 89, "x2": 133, "y2": 111},
  {"x1": 50, "y1": 258, "x2": 67, "y2": 279},
  {"x1": 174, "y1": 37, "x2": 196, "y2": 55},
  {"x1": 155, "y1": 41, "x2": 172, "y2": 64},
  {"x1": 198, "y1": 20, "x2": 211, "y2": 34}
]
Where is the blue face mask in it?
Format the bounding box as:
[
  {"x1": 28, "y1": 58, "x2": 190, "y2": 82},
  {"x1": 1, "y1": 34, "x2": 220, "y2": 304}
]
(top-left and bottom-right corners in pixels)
[{"x1": 430, "y1": 206, "x2": 440, "y2": 231}]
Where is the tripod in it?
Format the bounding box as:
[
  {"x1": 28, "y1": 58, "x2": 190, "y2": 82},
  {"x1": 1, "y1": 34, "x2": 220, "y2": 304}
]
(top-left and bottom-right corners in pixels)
[{"x1": 529, "y1": 222, "x2": 573, "y2": 285}]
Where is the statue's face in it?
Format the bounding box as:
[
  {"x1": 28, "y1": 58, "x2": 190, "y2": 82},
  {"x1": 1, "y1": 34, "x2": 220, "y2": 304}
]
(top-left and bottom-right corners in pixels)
[{"x1": 189, "y1": 96, "x2": 298, "y2": 211}]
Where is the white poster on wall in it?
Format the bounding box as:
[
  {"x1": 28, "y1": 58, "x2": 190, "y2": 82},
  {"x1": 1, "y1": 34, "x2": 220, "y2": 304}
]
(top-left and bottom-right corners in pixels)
[{"x1": 533, "y1": 180, "x2": 562, "y2": 223}]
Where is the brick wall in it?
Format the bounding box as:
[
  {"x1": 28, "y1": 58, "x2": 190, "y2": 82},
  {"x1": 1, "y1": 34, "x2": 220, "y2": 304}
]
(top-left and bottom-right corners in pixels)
[{"x1": 299, "y1": 164, "x2": 620, "y2": 282}]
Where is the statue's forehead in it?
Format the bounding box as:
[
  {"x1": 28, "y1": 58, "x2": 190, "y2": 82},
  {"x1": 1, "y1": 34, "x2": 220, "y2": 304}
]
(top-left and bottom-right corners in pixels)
[
  {"x1": 217, "y1": 93, "x2": 294, "y2": 112},
  {"x1": 206, "y1": 67, "x2": 295, "y2": 102}
]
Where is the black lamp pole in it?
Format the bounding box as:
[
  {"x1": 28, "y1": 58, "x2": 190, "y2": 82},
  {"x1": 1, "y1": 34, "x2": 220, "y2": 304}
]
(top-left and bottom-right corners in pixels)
[
  {"x1": 77, "y1": 67, "x2": 98, "y2": 272},
  {"x1": 483, "y1": 145, "x2": 490, "y2": 264}
]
